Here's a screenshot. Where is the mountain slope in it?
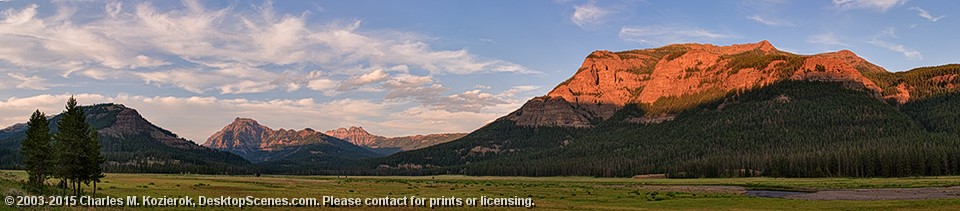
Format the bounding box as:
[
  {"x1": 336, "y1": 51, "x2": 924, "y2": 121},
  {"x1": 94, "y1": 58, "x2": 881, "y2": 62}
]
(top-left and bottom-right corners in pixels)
[
  {"x1": 203, "y1": 118, "x2": 379, "y2": 163},
  {"x1": 0, "y1": 104, "x2": 250, "y2": 174},
  {"x1": 324, "y1": 126, "x2": 466, "y2": 155},
  {"x1": 368, "y1": 41, "x2": 960, "y2": 177}
]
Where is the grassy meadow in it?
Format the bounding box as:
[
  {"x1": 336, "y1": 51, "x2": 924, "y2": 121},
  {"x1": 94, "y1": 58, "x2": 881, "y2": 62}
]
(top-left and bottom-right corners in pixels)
[{"x1": 3, "y1": 170, "x2": 960, "y2": 210}]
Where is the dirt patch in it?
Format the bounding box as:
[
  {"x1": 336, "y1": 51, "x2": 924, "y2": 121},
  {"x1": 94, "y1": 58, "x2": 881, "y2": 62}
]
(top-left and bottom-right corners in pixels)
[
  {"x1": 639, "y1": 185, "x2": 745, "y2": 195},
  {"x1": 785, "y1": 186, "x2": 960, "y2": 200},
  {"x1": 631, "y1": 174, "x2": 666, "y2": 179},
  {"x1": 641, "y1": 185, "x2": 960, "y2": 200}
]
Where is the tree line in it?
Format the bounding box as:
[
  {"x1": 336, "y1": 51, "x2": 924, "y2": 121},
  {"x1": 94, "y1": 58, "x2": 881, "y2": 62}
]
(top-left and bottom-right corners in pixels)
[{"x1": 21, "y1": 96, "x2": 104, "y2": 196}]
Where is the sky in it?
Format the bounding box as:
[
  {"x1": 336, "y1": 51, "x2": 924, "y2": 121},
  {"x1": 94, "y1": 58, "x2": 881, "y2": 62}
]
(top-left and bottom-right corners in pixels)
[{"x1": 0, "y1": 0, "x2": 956, "y2": 143}]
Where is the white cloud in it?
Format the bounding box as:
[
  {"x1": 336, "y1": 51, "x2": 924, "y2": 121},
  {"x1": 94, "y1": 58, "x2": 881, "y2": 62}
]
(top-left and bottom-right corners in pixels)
[
  {"x1": 7, "y1": 72, "x2": 49, "y2": 90},
  {"x1": 306, "y1": 78, "x2": 337, "y2": 95},
  {"x1": 0, "y1": 2, "x2": 533, "y2": 94},
  {"x1": 219, "y1": 80, "x2": 278, "y2": 94},
  {"x1": 500, "y1": 85, "x2": 540, "y2": 97},
  {"x1": 866, "y1": 28, "x2": 921, "y2": 60},
  {"x1": 807, "y1": 32, "x2": 849, "y2": 46},
  {"x1": 867, "y1": 39, "x2": 922, "y2": 60},
  {"x1": 135, "y1": 69, "x2": 223, "y2": 93},
  {"x1": 747, "y1": 15, "x2": 794, "y2": 27},
  {"x1": 619, "y1": 25, "x2": 733, "y2": 46},
  {"x1": 338, "y1": 68, "x2": 387, "y2": 91},
  {"x1": 832, "y1": 0, "x2": 905, "y2": 12},
  {"x1": 571, "y1": 2, "x2": 607, "y2": 28},
  {"x1": 910, "y1": 7, "x2": 944, "y2": 22}
]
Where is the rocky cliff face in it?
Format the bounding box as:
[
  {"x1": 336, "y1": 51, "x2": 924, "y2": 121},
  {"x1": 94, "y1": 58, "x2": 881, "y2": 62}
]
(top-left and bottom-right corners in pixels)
[
  {"x1": 203, "y1": 118, "x2": 343, "y2": 151},
  {"x1": 506, "y1": 41, "x2": 896, "y2": 128},
  {"x1": 203, "y1": 118, "x2": 271, "y2": 151},
  {"x1": 203, "y1": 118, "x2": 372, "y2": 162},
  {"x1": 324, "y1": 126, "x2": 465, "y2": 154},
  {"x1": 324, "y1": 126, "x2": 384, "y2": 147}
]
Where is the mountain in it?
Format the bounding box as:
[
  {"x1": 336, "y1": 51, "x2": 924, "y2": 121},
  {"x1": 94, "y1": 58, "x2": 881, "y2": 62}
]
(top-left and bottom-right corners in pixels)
[
  {"x1": 324, "y1": 126, "x2": 466, "y2": 155},
  {"x1": 203, "y1": 118, "x2": 380, "y2": 163},
  {"x1": 367, "y1": 41, "x2": 960, "y2": 178},
  {"x1": 0, "y1": 104, "x2": 250, "y2": 174},
  {"x1": 323, "y1": 127, "x2": 383, "y2": 147},
  {"x1": 505, "y1": 41, "x2": 887, "y2": 127}
]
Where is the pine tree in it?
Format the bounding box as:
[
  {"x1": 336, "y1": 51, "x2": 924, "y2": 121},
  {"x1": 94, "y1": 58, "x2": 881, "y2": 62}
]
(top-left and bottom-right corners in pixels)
[
  {"x1": 22, "y1": 110, "x2": 52, "y2": 188},
  {"x1": 53, "y1": 96, "x2": 94, "y2": 196},
  {"x1": 84, "y1": 129, "x2": 105, "y2": 196}
]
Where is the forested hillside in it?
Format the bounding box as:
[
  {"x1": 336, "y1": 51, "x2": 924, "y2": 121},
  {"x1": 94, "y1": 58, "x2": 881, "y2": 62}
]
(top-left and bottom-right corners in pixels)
[
  {"x1": 0, "y1": 104, "x2": 251, "y2": 174},
  {"x1": 370, "y1": 81, "x2": 960, "y2": 177}
]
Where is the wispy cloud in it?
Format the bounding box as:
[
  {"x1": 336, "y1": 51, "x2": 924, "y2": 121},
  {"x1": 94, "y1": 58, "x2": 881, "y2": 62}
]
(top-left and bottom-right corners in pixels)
[
  {"x1": 619, "y1": 25, "x2": 733, "y2": 46},
  {"x1": 0, "y1": 1, "x2": 535, "y2": 95},
  {"x1": 866, "y1": 40, "x2": 922, "y2": 60},
  {"x1": 910, "y1": 7, "x2": 944, "y2": 22},
  {"x1": 807, "y1": 32, "x2": 849, "y2": 46},
  {"x1": 6, "y1": 73, "x2": 50, "y2": 90},
  {"x1": 747, "y1": 15, "x2": 794, "y2": 27},
  {"x1": 832, "y1": 0, "x2": 905, "y2": 12},
  {"x1": 866, "y1": 28, "x2": 922, "y2": 60},
  {"x1": 571, "y1": 2, "x2": 608, "y2": 28}
]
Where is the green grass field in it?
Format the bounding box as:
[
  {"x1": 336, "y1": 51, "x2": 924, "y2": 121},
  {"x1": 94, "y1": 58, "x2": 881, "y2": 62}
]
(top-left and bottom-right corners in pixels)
[{"x1": 3, "y1": 170, "x2": 960, "y2": 210}]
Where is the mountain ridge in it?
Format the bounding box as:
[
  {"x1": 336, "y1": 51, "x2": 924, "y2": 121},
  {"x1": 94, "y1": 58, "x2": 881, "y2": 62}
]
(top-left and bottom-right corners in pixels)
[
  {"x1": 202, "y1": 117, "x2": 377, "y2": 163},
  {"x1": 0, "y1": 103, "x2": 250, "y2": 174},
  {"x1": 323, "y1": 126, "x2": 466, "y2": 154},
  {"x1": 505, "y1": 41, "x2": 904, "y2": 128},
  {"x1": 367, "y1": 41, "x2": 960, "y2": 178}
]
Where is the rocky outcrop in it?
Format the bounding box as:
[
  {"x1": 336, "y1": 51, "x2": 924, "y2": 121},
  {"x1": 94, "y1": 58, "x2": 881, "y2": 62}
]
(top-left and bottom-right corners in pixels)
[
  {"x1": 203, "y1": 118, "x2": 271, "y2": 151},
  {"x1": 324, "y1": 126, "x2": 465, "y2": 154},
  {"x1": 508, "y1": 41, "x2": 895, "y2": 128},
  {"x1": 80, "y1": 104, "x2": 205, "y2": 150},
  {"x1": 204, "y1": 118, "x2": 341, "y2": 151},
  {"x1": 502, "y1": 96, "x2": 618, "y2": 128},
  {"x1": 203, "y1": 118, "x2": 371, "y2": 162},
  {"x1": 324, "y1": 126, "x2": 384, "y2": 147},
  {"x1": 205, "y1": 119, "x2": 465, "y2": 161}
]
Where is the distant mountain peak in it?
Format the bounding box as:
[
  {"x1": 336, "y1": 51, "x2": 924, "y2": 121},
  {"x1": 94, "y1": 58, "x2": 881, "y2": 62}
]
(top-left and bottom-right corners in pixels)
[
  {"x1": 204, "y1": 117, "x2": 363, "y2": 162},
  {"x1": 324, "y1": 126, "x2": 382, "y2": 146}
]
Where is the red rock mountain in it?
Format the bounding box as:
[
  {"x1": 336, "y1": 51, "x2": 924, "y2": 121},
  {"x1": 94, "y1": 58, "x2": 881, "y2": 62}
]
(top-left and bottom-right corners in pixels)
[
  {"x1": 324, "y1": 126, "x2": 466, "y2": 154},
  {"x1": 504, "y1": 41, "x2": 899, "y2": 127}
]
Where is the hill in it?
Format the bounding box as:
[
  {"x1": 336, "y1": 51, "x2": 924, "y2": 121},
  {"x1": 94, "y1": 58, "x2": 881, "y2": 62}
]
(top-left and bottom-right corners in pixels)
[{"x1": 0, "y1": 104, "x2": 250, "y2": 174}]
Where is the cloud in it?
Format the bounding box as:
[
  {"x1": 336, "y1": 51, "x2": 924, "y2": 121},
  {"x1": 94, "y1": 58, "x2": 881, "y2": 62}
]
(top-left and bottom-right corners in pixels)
[
  {"x1": 7, "y1": 73, "x2": 50, "y2": 90},
  {"x1": 571, "y1": 2, "x2": 608, "y2": 28},
  {"x1": 747, "y1": 15, "x2": 794, "y2": 27},
  {"x1": 866, "y1": 28, "x2": 922, "y2": 60},
  {"x1": 832, "y1": 0, "x2": 905, "y2": 12},
  {"x1": 219, "y1": 80, "x2": 279, "y2": 94},
  {"x1": 306, "y1": 78, "x2": 338, "y2": 95},
  {"x1": 338, "y1": 68, "x2": 388, "y2": 91},
  {"x1": 910, "y1": 7, "x2": 944, "y2": 22},
  {"x1": 0, "y1": 2, "x2": 533, "y2": 94},
  {"x1": 866, "y1": 39, "x2": 922, "y2": 60},
  {"x1": 807, "y1": 32, "x2": 849, "y2": 46},
  {"x1": 619, "y1": 25, "x2": 733, "y2": 45}
]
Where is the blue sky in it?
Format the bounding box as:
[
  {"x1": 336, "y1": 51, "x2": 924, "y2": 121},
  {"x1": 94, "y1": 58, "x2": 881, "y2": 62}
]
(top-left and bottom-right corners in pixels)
[{"x1": 0, "y1": 0, "x2": 955, "y2": 143}]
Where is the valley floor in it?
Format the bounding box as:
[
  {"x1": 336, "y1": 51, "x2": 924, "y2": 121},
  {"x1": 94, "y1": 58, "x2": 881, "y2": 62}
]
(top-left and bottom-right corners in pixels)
[{"x1": 3, "y1": 170, "x2": 960, "y2": 210}]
